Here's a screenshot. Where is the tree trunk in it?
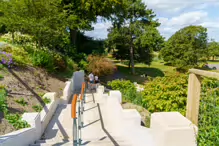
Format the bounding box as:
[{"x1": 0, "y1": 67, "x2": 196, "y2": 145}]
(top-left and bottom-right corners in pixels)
[
  {"x1": 130, "y1": 45, "x2": 135, "y2": 74},
  {"x1": 70, "y1": 29, "x2": 77, "y2": 46},
  {"x1": 128, "y1": 59, "x2": 131, "y2": 69}
]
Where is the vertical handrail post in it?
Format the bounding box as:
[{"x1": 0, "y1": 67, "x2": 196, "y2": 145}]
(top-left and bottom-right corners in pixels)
[
  {"x1": 81, "y1": 99, "x2": 84, "y2": 128},
  {"x1": 80, "y1": 83, "x2": 85, "y2": 127},
  {"x1": 72, "y1": 94, "x2": 78, "y2": 146},
  {"x1": 78, "y1": 99, "x2": 82, "y2": 145},
  {"x1": 84, "y1": 82, "x2": 86, "y2": 104},
  {"x1": 73, "y1": 118, "x2": 78, "y2": 146}
]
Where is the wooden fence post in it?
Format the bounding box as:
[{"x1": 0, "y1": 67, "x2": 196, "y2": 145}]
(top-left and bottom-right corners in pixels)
[{"x1": 186, "y1": 73, "x2": 201, "y2": 126}]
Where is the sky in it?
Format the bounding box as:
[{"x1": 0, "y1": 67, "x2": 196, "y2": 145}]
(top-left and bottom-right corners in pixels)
[{"x1": 85, "y1": 0, "x2": 219, "y2": 41}]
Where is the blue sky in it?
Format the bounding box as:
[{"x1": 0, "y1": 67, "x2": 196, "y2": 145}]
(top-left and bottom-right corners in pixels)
[{"x1": 85, "y1": 0, "x2": 219, "y2": 41}]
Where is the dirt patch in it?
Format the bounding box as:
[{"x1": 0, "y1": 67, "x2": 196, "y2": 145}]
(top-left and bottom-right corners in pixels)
[
  {"x1": 0, "y1": 66, "x2": 65, "y2": 135},
  {"x1": 122, "y1": 102, "x2": 151, "y2": 127}
]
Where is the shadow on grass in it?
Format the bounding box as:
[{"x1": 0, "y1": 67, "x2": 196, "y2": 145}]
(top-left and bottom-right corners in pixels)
[
  {"x1": 208, "y1": 60, "x2": 219, "y2": 63},
  {"x1": 100, "y1": 65, "x2": 164, "y2": 85},
  {"x1": 117, "y1": 65, "x2": 164, "y2": 77}
]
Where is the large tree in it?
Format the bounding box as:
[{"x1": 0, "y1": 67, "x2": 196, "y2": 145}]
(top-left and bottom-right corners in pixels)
[
  {"x1": 107, "y1": 0, "x2": 163, "y2": 73},
  {"x1": 160, "y1": 25, "x2": 208, "y2": 68},
  {"x1": 61, "y1": 0, "x2": 122, "y2": 47}
]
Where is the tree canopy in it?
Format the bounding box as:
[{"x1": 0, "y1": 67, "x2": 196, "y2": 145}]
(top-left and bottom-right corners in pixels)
[{"x1": 160, "y1": 25, "x2": 208, "y2": 68}]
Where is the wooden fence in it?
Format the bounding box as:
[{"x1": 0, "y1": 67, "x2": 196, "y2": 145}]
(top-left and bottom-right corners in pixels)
[{"x1": 186, "y1": 69, "x2": 219, "y2": 125}]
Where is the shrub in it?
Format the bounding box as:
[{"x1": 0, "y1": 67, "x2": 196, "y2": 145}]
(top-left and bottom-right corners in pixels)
[
  {"x1": 14, "y1": 33, "x2": 33, "y2": 45},
  {"x1": 66, "y1": 57, "x2": 78, "y2": 71},
  {"x1": 32, "y1": 105, "x2": 43, "y2": 112},
  {"x1": 0, "y1": 45, "x2": 13, "y2": 53},
  {"x1": 15, "y1": 98, "x2": 28, "y2": 106},
  {"x1": 78, "y1": 59, "x2": 88, "y2": 71},
  {"x1": 53, "y1": 53, "x2": 67, "y2": 71},
  {"x1": 140, "y1": 73, "x2": 219, "y2": 145},
  {"x1": 43, "y1": 97, "x2": 51, "y2": 104},
  {"x1": 32, "y1": 50, "x2": 54, "y2": 71},
  {"x1": 87, "y1": 55, "x2": 115, "y2": 76},
  {"x1": 0, "y1": 86, "x2": 29, "y2": 130},
  {"x1": 5, "y1": 114, "x2": 30, "y2": 130},
  {"x1": 0, "y1": 33, "x2": 12, "y2": 43},
  {"x1": 142, "y1": 73, "x2": 188, "y2": 115},
  {"x1": 197, "y1": 78, "x2": 219, "y2": 145},
  {"x1": 107, "y1": 80, "x2": 142, "y2": 104},
  {"x1": 0, "y1": 88, "x2": 7, "y2": 113},
  {"x1": 0, "y1": 64, "x2": 3, "y2": 70},
  {"x1": 23, "y1": 43, "x2": 35, "y2": 54},
  {"x1": 11, "y1": 47, "x2": 31, "y2": 66}
]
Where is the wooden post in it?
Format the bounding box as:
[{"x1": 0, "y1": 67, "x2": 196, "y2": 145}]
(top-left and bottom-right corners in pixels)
[{"x1": 186, "y1": 73, "x2": 201, "y2": 126}]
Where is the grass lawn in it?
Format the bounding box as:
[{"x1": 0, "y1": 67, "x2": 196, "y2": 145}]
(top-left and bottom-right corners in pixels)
[
  {"x1": 111, "y1": 59, "x2": 176, "y2": 84},
  {"x1": 207, "y1": 60, "x2": 219, "y2": 64}
]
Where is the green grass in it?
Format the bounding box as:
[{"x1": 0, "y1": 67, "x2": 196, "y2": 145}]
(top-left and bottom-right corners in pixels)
[
  {"x1": 207, "y1": 60, "x2": 219, "y2": 64},
  {"x1": 32, "y1": 105, "x2": 43, "y2": 112},
  {"x1": 114, "y1": 59, "x2": 176, "y2": 84},
  {"x1": 15, "y1": 98, "x2": 28, "y2": 106},
  {"x1": 43, "y1": 97, "x2": 51, "y2": 104}
]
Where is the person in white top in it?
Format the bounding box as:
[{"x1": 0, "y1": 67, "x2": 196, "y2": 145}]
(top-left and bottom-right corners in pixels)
[
  {"x1": 88, "y1": 73, "x2": 94, "y2": 90},
  {"x1": 95, "y1": 75, "x2": 99, "y2": 83},
  {"x1": 88, "y1": 73, "x2": 94, "y2": 84},
  {"x1": 94, "y1": 75, "x2": 100, "y2": 88}
]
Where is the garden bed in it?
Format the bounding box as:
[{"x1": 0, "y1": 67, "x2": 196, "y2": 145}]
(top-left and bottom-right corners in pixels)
[{"x1": 0, "y1": 66, "x2": 65, "y2": 135}]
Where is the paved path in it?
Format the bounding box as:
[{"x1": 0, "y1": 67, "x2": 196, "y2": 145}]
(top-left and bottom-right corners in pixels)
[{"x1": 207, "y1": 64, "x2": 219, "y2": 70}]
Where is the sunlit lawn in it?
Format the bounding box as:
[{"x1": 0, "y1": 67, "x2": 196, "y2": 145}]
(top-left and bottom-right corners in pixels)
[
  {"x1": 207, "y1": 60, "x2": 219, "y2": 64},
  {"x1": 113, "y1": 59, "x2": 176, "y2": 84}
]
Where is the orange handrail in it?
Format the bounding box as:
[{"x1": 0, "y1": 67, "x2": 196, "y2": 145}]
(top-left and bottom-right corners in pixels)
[
  {"x1": 71, "y1": 94, "x2": 78, "y2": 118},
  {"x1": 80, "y1": 82, "x2": 85, "y2": 101}
]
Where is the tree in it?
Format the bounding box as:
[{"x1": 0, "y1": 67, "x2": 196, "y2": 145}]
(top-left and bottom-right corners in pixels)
[
  {"x1": 107, "y1": 0, "x2": 162, "y2": 74},
  {"x1": 61, "y1": 0, "x2": 122, "y2": 47},
  {"x1": 0, "y1": 0, "x2": 68, "y2": 49},
  {"x1": 208, "y1": 40, "x2": 219, "y2": 60},
  {"x1": 160, "y1": 25, "x2": 208, "y2": 68}
]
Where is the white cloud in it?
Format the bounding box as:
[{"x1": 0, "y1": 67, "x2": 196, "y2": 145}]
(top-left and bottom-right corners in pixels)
[
  {"x1": 143, "y1": 0, "x2": 219, "y2": 14},
  {"x1": 158, "y1": 10, "x2": 219, "y2": 41},
  {"x1": 167, "y1": 11, "x2": 208, "y2": 27}
]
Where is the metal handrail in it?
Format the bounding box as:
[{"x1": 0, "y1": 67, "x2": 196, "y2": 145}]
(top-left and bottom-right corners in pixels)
[
  {"x1": 80, "y1": 82, "x2": 85, "y2": 128},
  {"x1": 72, "y1": 94, "x2": 78, "y2": 146},
  {"x1": 72, "y1": 83, "x2": 86, "y2": 146}
]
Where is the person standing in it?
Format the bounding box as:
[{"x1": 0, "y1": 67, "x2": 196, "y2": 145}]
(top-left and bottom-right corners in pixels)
[
  {"x1": 94, "y1": 75, "x2": 99, "y2": 88},
  {"x1": 94, "y1": 75, "x2": 99, "y2": 83},
  {"x1": 88, "y1": 72, "x2": 94, "y2": 90}
]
